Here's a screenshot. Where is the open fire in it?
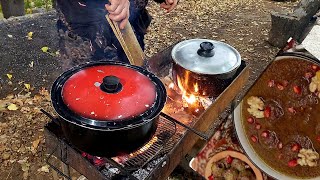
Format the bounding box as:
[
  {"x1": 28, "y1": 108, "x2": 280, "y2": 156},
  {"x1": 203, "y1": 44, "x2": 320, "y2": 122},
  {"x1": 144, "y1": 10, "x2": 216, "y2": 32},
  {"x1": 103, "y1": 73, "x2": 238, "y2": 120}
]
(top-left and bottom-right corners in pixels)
[{"x1": 166, "y1": 75, "x2": 213, "y2": 115}]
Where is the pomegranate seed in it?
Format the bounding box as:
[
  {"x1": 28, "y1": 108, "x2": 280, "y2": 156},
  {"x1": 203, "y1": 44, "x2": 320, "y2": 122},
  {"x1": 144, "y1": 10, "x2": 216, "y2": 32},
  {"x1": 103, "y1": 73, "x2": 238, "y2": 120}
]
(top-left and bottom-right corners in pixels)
[
  {"x1": 305, "y1": 72, "x2": 313, "y2": 79},
  {"x1": 288, "y1": 107, "x2": 296, "y2": 114},
  {"x1": 291, "y1": 143, "x2": 301, "y2": 152},
  {"x1": 312, "y1": 65, "x2": 319, "y2": 71},
  {"x1": 247, "y1": 117, "x2": 255, "y2": 124},
  {"x1": 293, "y1": 85, "x2": 302, "y2": 95},
  {"x1": 255, "y1": 123, "x2": 261, "y2": 130},
  {"x1": 288, "y1": 159, "x2": 298, "y2": 167},
  {"x1": 316, "y1": 136, "x2": 320, "y2": 143},
  {"x1": 226, "y1": 155, "x2": 233, "y2": 164},
  {"x1": 278, "y1": 142, "x2": 283, "y2": 149},
  {"x1": 264, "y1": 106, "x2": 271, "y2": 118},
  {"x1": 251, "y1": 135, "x2": 258, "y2": 143},
  {"x1": 282, "y1": 80, "x2": 289, "y2": 87},
  {"x1": 261, "y1": 131, "x2": 269, "y2": 138},
  {"x1": 268, "y1": 80, "x2": 275, "y2": 87},
  {"x1": 277, "y1": 83, "x2": 284, "y2": 90},
  {"x1": 208, "y1": 175, "x2": 214, "y2": 180}
]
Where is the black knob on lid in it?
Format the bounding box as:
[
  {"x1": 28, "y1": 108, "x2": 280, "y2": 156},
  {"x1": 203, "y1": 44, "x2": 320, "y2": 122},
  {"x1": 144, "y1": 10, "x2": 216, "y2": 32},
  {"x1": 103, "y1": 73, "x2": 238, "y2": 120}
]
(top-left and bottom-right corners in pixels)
[
  {"x1": 197, "y1": 42, "x2": 215, "y2": 57},
  {"x1": 100, "y1": 76, "x2": 122, "y2": 93}
]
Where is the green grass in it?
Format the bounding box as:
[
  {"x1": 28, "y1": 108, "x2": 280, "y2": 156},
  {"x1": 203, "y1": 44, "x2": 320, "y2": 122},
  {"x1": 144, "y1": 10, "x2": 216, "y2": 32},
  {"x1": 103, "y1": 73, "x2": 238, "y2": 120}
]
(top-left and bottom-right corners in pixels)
[
  {"x1": 0, "y1": 0, "x2": 52, "y2": 19},
  {"x1": 25, "y1": 0, "x2": 53, "y2": 11}
]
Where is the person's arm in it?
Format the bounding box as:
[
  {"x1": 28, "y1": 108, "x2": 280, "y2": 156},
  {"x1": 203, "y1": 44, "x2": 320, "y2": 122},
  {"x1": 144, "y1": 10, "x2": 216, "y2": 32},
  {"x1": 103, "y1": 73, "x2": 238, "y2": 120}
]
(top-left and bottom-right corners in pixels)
[{"x1": 105, "y1": 0, "x2": 130, "y2": 29}]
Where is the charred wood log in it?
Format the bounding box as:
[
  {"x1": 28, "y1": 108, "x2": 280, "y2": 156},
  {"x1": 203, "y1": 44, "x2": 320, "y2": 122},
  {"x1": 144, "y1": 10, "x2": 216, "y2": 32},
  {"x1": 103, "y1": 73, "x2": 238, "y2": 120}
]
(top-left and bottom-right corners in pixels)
[
  {"x1": 268, "y1": 0, "x2": 320, "y2": 48},
  {"x1": 0, "y1": 0, "x2": 25, "y2": 19}
]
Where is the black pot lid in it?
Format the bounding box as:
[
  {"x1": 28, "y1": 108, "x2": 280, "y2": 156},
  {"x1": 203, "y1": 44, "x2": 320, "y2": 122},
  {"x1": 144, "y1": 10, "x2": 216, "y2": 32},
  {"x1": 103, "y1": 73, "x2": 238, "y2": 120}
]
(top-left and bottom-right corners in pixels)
[{"x1": 171, "y1": 39, "x2": 241, "y2": 75}]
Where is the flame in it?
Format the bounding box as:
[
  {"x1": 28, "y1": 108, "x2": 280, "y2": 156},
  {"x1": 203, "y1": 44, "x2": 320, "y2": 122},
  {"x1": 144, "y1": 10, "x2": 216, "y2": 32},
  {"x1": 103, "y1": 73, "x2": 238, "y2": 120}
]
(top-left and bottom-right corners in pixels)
[
  {"x1": 194, "y1": 82, "x2": 199, "y2": 93},
  {"x1": 176, "y1": 76, "x2": 199, "y2": 107},
  {"x1": 176, "y1": 75, "x2": 184, "y2": 93},
  {"x1": 184, "y1": 93, "x2": 197, "y2": 104}
]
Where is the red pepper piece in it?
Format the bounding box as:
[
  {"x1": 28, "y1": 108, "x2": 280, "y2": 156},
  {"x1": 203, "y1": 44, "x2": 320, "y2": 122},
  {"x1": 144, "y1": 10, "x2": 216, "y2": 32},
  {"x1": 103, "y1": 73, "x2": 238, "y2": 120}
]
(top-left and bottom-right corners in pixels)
[
  {"x1": 247, "y1": 117, "x2": 255, "y2": 124},
  {"x1": 251, "y1": 135, "x2": 258, "y2": 143},
  {"x1": 288, "y1": 159, "x2": 298, "y2": 167},
  {"x1": 293, "y1": 85, "x2": 302, "y2": 95},
  {"x1": 255, "y1": 123, "x2": 261, "y2": 130},
  {"x1": 312, "y1": 65, "x2": 319, "y2": 71},
  {"x1": 291, "y1": 143, "x2": 301, "y2": 152},
  {"x1": 264, "y1": 106, "x2": 271, "y2": 118},
  {"x1": 268, "y1": 80, "x2": 275, "y2": 87},
  {"x1": 261, "y1": 131, "x2": 269, "y2": 138},
  {"x1": 226, "y1": 155, "x2": 233, "y2": 164}
]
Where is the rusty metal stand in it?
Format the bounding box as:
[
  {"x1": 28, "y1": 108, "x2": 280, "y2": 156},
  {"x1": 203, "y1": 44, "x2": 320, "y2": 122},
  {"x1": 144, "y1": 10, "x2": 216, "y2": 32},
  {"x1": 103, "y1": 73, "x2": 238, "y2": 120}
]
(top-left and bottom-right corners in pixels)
[{"x1": 44, "y1": 46, "x2": 249, "y2": 180}]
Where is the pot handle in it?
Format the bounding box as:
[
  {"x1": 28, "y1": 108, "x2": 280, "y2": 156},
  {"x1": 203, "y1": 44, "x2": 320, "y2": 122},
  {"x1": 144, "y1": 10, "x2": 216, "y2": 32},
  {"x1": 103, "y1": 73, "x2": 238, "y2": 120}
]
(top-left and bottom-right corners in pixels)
[
  {"x1": 40, "y1": 109, "x2": 61, "y2": 127},
  {"x1": 197, "y1": 42, "x2": 215, "y2": 57}
]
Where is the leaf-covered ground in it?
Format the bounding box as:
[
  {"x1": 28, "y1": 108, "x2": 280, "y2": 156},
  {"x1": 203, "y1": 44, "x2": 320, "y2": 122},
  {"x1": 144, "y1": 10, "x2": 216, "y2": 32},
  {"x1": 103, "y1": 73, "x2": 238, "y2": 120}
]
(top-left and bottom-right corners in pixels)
[{"x1": 0, "y1": 0, "x2": 299, "y2": 179}]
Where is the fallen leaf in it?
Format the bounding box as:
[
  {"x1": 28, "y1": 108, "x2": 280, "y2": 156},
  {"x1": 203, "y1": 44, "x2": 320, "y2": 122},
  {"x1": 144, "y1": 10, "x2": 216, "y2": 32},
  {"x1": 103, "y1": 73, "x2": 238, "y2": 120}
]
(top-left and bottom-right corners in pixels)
[
  {"x1": 18, "y1": 158, "x2": 30, "y2": 180},
  {"x1": 29, "y1": 61, "x2": 34, "y2": 68},
  {"x1": 6, "y1": 74, "x2": 12, "y2": 80},
  {"x1": 37, "y1": 165, "x2": 50, "y2": 173},
  {"x1": 7, "y1": 34, "x2": 13, "y2": 38},
  {"x1": 0, "y1": 101, "x2": 9, "y2": 111},
  {"x1": 6, "y1": 94, "x2": 14, "y2": 99},
  {"x1": 27, "y1": 32, "x2": 33, "y2": 40},
  {"x1": 41, "y1": 46, "x2": 49, "y2": 53},
  {"x1": 7, "y1": 104, "x2": 18, "y2": 111},
  {"x1": 2, "y1": 152, "x2": 10, "y2": 160},
  {"x1": 18, "y1": 158, "x2": 30, "y2": 172},
  {"x1": 24, "y1": 83, "x2": 31, "y2": 91},
  {"x1": 32, "y1": 138, "x2": 40, "y2": 151}
]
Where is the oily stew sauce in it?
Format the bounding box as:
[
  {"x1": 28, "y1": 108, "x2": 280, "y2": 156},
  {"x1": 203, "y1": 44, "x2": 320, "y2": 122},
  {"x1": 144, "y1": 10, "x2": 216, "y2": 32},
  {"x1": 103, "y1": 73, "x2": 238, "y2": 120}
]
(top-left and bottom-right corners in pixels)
[{"x1": 242, "y1": 58, "x2": 320, "y2": 178}]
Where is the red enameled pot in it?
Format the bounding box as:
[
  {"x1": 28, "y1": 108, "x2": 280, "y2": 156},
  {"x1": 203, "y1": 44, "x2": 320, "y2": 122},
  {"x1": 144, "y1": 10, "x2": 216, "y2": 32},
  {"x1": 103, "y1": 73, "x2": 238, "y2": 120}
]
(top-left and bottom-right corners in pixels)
[{"x1": 50, "y1": 61, "x2": 166, "y2": 157}]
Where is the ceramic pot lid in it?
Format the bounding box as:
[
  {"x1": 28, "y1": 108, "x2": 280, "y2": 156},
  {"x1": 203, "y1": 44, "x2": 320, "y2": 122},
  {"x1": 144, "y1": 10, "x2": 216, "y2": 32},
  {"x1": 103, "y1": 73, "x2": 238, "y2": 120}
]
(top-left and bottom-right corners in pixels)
[
  {"x1": 61, "y1": 64, "x2": 157, "y2": 121},
  {"x1": 171, "y1": 39, "x2": 241, "y2": 75}
]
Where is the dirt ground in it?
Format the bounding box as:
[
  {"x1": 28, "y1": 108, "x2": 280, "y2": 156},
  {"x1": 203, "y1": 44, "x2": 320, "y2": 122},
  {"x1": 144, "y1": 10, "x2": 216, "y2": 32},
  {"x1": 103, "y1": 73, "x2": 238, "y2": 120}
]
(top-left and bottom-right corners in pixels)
[{"x1": 0, "y1": 0, "x2": 299, "y2": 179}]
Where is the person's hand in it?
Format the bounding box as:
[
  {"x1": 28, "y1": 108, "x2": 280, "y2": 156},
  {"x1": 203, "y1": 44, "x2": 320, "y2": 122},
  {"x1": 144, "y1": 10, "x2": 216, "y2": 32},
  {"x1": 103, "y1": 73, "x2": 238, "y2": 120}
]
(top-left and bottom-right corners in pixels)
[
  {"x1": 105, "y1": 0, "x2": 130, "y2": 29},
  {"x1": 160, "y1": 0, "x2": 179, "y2": 13}
]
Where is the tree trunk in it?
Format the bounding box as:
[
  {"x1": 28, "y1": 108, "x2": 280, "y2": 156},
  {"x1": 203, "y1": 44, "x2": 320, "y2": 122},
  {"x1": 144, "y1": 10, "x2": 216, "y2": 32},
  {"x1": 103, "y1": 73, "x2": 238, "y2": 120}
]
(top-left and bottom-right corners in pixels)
[
  {"x1": 0, "y1": 0, "x2": 25, "y2": 19},
  {"x1": 52, "y1": 0, "x2": 56, "y2": 9}
]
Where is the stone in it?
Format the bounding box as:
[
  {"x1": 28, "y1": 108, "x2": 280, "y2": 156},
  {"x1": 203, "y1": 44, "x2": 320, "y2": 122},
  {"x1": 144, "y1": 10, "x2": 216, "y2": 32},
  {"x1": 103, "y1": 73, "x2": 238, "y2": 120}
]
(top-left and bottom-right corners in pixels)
[{"x1": 268, "y1": 0, "x2": 320, "y2": 47}]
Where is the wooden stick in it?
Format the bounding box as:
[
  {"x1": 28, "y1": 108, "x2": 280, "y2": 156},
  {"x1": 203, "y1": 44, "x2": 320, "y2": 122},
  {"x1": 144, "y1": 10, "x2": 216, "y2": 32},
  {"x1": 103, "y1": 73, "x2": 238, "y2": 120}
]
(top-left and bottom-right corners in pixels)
[
  {"x1": 106, "y1": 15, "x2": 134, "y2": 64},
  {"x1": 105, "y1": 15, "x2": 144, "y2": 66}
]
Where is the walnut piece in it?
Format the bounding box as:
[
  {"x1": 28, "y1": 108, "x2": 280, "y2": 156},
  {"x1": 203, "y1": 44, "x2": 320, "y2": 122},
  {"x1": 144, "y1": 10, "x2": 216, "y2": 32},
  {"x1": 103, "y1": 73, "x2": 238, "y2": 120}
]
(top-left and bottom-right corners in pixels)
[
  {"x1": 247, "y1": 96, "x2": 265, "y2": 118},
  {"x1": 309, "y1": 70, "x2": 320, "y2": 98},
  {"x1": 297, "y1": 148, "x2": 319, "y2": 167}
]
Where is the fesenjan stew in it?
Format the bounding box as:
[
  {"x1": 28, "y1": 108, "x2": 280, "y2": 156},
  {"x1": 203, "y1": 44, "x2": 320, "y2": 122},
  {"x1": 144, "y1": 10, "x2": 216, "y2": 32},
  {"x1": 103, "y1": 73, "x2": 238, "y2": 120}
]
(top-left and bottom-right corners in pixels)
[{"x1": 242, "y1": 58, "x2": 320, "y2": 178}]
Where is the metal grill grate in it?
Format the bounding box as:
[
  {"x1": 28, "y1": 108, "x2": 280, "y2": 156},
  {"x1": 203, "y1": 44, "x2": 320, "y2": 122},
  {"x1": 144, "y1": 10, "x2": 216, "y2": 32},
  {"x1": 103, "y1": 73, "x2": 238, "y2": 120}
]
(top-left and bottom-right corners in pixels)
[{"x1": 112, "y1": 116, "x2": 176, "y2": 171}]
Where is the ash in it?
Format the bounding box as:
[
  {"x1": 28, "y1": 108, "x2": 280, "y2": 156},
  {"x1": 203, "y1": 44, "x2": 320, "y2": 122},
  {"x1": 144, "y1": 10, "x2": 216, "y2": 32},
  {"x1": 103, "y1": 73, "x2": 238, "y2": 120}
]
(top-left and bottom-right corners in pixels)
[
  {"x1": 100, "y1": 163, "x2": 121, "y2": 179},
  {"x1": 132, "y1": 156, "x2": 166, "y2": 179}
]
